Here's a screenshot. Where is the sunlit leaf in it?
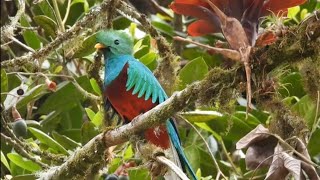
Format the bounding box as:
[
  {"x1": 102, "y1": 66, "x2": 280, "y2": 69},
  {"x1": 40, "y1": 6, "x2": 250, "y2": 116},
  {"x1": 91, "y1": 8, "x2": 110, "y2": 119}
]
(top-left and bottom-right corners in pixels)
[
  {"x1": 90, "y1": 78, "x2": 102, "y2": 96},
  {"x1": 7, "y1": 153, "x2": 41, "y2": 172},
  {"x1": 178, "y1": 57, "x2": 208, "y2": 90},
  {"x1": 1, "y1": 151, "x2": 11, "y2": 173},
  {"x1": 20, "y1": 15, "x2": 41, "y2": 50},
  {"x1": 85, "y1": 108, "x2": 95, "y2": 121},
  {"x1": 128, "y1": 168, "x2": 151, "y2": 180},
  {"x1": 28, "y1": 127, "x2": 68, "y2": 155}
]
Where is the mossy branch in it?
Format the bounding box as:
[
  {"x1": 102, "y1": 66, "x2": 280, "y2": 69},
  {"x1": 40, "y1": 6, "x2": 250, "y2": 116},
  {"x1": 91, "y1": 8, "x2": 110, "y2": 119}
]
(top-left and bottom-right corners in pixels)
[
  {"x1": 0, "y1": 0, "x2": 25, "y2": 43},
  {"x1": 1, "y1": 0, "x2": 117, "y2": 68}
]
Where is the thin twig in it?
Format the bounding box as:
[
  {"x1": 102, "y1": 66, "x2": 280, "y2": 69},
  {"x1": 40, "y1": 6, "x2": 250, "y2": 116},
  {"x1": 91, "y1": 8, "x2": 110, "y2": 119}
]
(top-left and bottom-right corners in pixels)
[
  {"x1": 52, "y1": 0, "x2": 65, "y2": 32},
  {"x1": 6, "y1": 72, "x2": 101, "y2": 101},
  {"x1": 155, "y1": 155, "x2": 190, "y2": 180},
  {"x1": 176, "y1": 115, "x2": 228, "y2": 179},
  {"x1": 63, "y1": 0, "x2": 72, "y2": 24},
  {"x1": 174, "y1": 36, "x2": 241, "y2": 61},
  {"x1": 1, "y1": 133, "x2": 49, "y2": 169},
  {"x1": 10, "y1": 36, "x2": 35, "y2": 52}
]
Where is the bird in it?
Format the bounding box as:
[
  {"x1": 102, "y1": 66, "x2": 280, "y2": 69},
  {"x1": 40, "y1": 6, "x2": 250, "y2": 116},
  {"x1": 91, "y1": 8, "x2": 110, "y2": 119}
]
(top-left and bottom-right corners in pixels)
[{"x1": 95, "y1": 30, "x2": 197, "y2": 180}]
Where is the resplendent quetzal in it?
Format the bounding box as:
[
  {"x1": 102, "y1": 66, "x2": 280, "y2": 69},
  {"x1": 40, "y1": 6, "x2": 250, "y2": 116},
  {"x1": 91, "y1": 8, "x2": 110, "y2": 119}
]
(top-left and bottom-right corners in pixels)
[{"x1": 95, "y1": 30, "x2": 197, "y2": 180}]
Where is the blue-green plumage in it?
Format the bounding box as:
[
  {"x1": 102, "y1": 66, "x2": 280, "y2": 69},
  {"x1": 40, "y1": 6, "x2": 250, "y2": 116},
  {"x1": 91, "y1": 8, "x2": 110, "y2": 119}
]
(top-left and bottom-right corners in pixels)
[{"x1": 96, "y1": 30, "x2": 197, "y2": 180}]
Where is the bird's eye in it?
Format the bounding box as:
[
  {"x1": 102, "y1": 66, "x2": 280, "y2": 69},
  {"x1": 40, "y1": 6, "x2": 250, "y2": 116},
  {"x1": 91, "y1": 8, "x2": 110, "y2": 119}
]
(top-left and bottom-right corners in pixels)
[{"x1": 114, "y1": 39, "x2": 120, "y2": 45}]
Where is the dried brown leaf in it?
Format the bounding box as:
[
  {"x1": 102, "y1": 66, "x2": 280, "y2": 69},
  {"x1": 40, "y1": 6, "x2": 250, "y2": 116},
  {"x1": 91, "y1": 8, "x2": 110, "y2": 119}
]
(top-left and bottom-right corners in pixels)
[
  {"x1": 266, "y1": 144, "x2": 302, "y2": 180},
  {"x1": 245, "y1": 136, "x2": 277, "y2": 169},
  {"x1": 236, "y1": 124, "x2": 270, "y2": 149}
]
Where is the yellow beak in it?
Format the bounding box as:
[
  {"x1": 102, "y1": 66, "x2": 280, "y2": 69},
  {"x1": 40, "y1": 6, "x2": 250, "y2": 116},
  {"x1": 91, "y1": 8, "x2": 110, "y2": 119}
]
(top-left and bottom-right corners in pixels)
[{"x1": 94, "y1": 43, "x2": 106, "y2": 50}]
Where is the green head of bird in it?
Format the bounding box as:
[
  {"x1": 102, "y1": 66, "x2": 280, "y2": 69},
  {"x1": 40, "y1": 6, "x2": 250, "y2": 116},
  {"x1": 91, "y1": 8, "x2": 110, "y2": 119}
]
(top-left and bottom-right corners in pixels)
[{"x1": 95, "y1": 30, "x2": 133, "y2": 57}]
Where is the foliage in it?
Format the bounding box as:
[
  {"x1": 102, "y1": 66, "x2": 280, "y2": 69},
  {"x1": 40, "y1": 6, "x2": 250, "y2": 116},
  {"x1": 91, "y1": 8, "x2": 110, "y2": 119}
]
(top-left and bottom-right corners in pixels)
[{"x1": 1, "y1": 0, "x2": 319, "y2": 179}]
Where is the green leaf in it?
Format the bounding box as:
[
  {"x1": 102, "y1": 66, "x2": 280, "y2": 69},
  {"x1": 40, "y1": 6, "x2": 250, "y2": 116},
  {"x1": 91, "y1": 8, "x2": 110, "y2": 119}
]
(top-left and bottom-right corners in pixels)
[
  {"x1": 73, "y1": 34, "x2": 97, "y2": 58},
  {"x1": 52, "y1": 131, "x2": 81, "y2": 150},
  {"x1": 133, "y1": 39, "x2": 144, "y2": 53},
  {"x1": 1, "y1": 69, "x2": 8, "y2": 102},
  {"x1": 37, "y1": 0, "x2": 55, "y2": 20},
  {"x1": 7, "y1": 153, "x2": 41, "y2": 172},
  {"x1": 139, "y1": 52, "x2": 157, "y2": 65},
  {"x1": 113, "y1": 16, "x2": 131, "y2": 30},
  {"x1": 81, "y1": 121, "x2": 99, "y2": 144},
  {"x1": 85, "y1": 108, "x2": 95, "y2": 121},
  {"x1": 178, "y1": 57, "x2": 208, "y2": 90},
  {"x1": 38, "y1": 80, "x2": 85, "y2": 114},
  {"x1": 185, "y1": 146, "x2": 216, "y2": 177},
  {"x1": 288, "y1": 6, "x2": 300, "y2": 22},
  {"x1": 291, "y1": 95, "x2": 317, "y2": 129},
  {"x1": 151, "y1": 20, "x2": 173, "y2": 36},
  {"x1": 28, "y1": 127, "x2": 68, "y2": 155},
  {"x1": 71, "y1": 0, "x2": 89, "y2": 12},
  {"x1": 60, "y1": 129, "x2": 82, "y2": 142},
  {"x1": 90, "y1": 78, "x2": 102, "y2": 96},
  {"x1": 92, "y1": 110, "x2": 103, "y2": 127},
  {"x1": 1, "y1": 151, "x2": 11, "y2": 173},
  {"x1": 279, "y1": 72, "x2": 305, "y2": 98},
  {"x1": 181, "y1": 110, "x2": 223, "y2": 122},
  {"x1": 206, "y1": 114, "x2": 253, "y2": 141},
  {"x1": 33, "y1": 15, "x2": 57, "y2": 38},
  {"x1": 308, "y1": 129, "x2": 320, "y2": 156},
  {"x1": 123, "y1": 145, "x2": 133, "y2": 160},
  {"x1": 53, "y1": 65, "x2": 63, "y2": 74},
  {"x1": 128, "y1": 168, "x2": 151, "y2": 180},
  {"x1": 20, "y1": 15, "x2": 41, "y2": 50}
]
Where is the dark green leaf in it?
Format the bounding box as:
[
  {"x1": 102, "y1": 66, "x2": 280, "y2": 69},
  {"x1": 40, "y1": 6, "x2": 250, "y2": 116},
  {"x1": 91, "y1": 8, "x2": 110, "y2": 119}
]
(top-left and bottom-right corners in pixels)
[
  {"x1": 113, "y1": 17, "x2": 132, "y2": 30},
  {"x1": 60, "y1": 129, "x2": 82, "y2": 142},
  {"x1": 28, "y1": 127, "x2": 68, "y2": 155},
  {"x1": 73, "y1": 34, "x2": 97, "y2": 58},
  {"x1": 20, "y1": 15, "x2": 41, "y2": 50},
  {"x1": 291, "y1": 95, "x2": 317, "y2": 129},
  {"x1": 34, "y1": 15, "x2": 57, "y2": 38},
  {"x1": 279, "y1": 72, "x2": 305, "y2": 98},
  {"x1": 185, "y1": 145, "x2": 216, "y2": 177},
  {"x1": 151, "y1": 21, "x2": 173, "y2": 36},
  {"x1": 178, "y1": 57, "x2": 208, "y2": 90},
  {"x1": 81, "y1": 121, "x2": 99, "y2": 144},
  {"x1": 52, "y1": 131, "x2": 81, "y2": 150},
  {"x1": 38, "y1": 82, "x2": 82, "y2": 114},
  {"x1": 7, "y1": 153, "x2": 41, "y2": 172},
  {"x1": 308, "y1": 129, "x2": 320, "y2": 156}
]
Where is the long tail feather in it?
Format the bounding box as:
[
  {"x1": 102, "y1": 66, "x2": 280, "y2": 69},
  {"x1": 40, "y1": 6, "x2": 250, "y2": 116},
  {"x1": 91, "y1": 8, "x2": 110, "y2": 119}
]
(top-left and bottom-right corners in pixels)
[{"x1": 166, "y1": 119, "x2": 197, "y2": 180}]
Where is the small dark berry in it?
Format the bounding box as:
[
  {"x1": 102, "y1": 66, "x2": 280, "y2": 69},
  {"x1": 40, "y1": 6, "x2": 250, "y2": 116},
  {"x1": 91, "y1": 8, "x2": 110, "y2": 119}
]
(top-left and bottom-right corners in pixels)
[
  {"x1": 13, "y1": 119, "x2": 27, "y2": 138},
  {"x1": 17, "y1": 89, "x2": 24, "y2": 95},
  {"x1": 105, "y1": 174, "x2": 118, "y2": 180}
]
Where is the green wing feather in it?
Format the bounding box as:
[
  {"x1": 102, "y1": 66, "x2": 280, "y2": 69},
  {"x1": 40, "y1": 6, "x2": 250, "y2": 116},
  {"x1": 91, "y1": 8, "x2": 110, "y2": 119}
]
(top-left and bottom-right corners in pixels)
[{"x1": 126, "y1": 58, "x2": 167, "y2": 103}]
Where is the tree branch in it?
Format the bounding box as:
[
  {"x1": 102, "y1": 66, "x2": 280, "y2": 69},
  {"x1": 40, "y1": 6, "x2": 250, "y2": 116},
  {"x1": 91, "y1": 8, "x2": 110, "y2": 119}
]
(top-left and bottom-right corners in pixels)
[{"x1": 1, "y1": 0, "x2": 117, "y2": 68}]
